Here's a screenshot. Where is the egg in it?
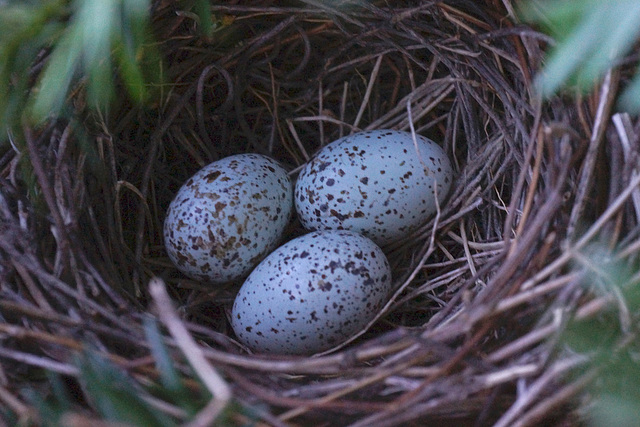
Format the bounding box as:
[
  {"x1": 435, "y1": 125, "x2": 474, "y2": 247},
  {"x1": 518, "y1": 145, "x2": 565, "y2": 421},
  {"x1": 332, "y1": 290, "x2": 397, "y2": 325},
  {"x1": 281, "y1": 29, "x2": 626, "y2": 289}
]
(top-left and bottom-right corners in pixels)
[
  {"x1": 231, "y1": 230, "x2": 392, "y2": 355},
  {"x1": 294, "y1": 129, "x2": 453, "y2": 245},
  {"x1": 163, "y1": 154, "x2": 293, "y2": 284}
]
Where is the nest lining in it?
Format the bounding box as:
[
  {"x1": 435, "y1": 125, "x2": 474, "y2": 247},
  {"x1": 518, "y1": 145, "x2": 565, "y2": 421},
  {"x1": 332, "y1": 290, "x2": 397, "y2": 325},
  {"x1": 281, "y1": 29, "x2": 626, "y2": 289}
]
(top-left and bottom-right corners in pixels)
[{"x1": 2, "y1": 1, "x2": 640, "y2": 426}]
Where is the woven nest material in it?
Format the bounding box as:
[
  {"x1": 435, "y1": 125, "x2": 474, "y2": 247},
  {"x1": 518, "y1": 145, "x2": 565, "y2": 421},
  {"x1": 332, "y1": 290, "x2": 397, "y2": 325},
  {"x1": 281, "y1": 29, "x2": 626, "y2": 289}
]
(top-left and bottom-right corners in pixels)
[{"x1": 3, "y1": 1, "x2": 640, "y2": 426}]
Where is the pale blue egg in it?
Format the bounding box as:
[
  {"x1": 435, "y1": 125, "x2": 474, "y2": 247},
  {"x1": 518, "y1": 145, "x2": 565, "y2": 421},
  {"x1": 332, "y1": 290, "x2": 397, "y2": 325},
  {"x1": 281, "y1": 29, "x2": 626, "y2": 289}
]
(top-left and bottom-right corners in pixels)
[
  {"x1": 294, "y1": 130, "x2": 453, "y2": 245},
  {"x1": 231, "y1": 230, "x2": 392, "y2": 355}
]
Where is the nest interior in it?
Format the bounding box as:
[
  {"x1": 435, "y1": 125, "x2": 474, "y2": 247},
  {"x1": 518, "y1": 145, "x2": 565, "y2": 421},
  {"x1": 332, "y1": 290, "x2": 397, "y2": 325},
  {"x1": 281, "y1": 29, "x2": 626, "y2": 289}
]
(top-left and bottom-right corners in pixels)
[{"x1": 3, "y1": 1, "x2": 640, "y2": 426}]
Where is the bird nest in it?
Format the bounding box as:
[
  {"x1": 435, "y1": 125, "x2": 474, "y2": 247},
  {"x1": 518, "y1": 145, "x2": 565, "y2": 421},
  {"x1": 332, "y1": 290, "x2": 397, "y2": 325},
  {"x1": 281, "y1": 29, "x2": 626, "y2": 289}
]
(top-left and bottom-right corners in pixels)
[{"x1": 3, "y1": 1, "x2": 640, "y2": 426}]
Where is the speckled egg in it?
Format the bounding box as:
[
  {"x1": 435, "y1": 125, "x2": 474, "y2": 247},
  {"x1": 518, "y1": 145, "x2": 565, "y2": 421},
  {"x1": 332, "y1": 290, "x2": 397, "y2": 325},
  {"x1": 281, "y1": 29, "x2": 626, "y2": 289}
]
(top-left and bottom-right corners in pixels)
[
  {"x1": 163, "y1": 154, "x2": 293, "y2": 284},
  {"x1": 231, "y1": 230, "x2": 392, "y2": 355},
  {"x1": 294, "y1": 129, "x2": 453, "y2": 245}
]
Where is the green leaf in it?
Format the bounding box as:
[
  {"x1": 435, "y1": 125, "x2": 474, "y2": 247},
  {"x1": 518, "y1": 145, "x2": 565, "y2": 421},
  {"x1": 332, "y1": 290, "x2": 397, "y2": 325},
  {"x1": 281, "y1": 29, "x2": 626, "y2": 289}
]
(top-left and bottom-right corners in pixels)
[
  {"x1": 118, "y1": 0, "x2": 153, "y2": 102},
  {"x1": 21, "y1": 371, "x2": 76, "y2": 427},
  {"x1": 122, "y1": 0, "x2": 150, "y2": 45},
  {"x1": 77, "y1": 0, "x2": 117, "y2": 109},
  {"x1": 533, "y1": 6, "x2": 603, "y2": 97},
  {"x1": 586, "y1": 352, "x2": 640, "y2": 427},
  {"x1": 144, "y1": 317, "x2": 182, "y2": 392},
  {"x1": 521, "y1": 0, "x2": 640, "y2": 111},
  {"x1": 0, "y1": 0, "x2": 68, "y2": 132},
  {"x1": 29, "y1": 25, "x2": 82, "y2": 122},
  {"x1": 619, "y1": 72, "x2": 640, "y2": 113},
  {"x1": 78, "y1": 350, "x2": 177, "y2": 427},
  {"x1": 194, "y1": 0, "x2": 215, "y2": 38},
  {"x1": 114, "y1": 41, "x2": 147, "y2": 103},
  {"x1": 519, "y1": 0, "x2": 589, "y2": 39},
  {"x1": 9, "y1": 0, "x2": 162, "y2": 127},
  {"x1": 589, "y1": 393, "x2": 640, "y2": 427},
  {"x1": 144, "y1": 317, "x2": 203, "y2": 415}
]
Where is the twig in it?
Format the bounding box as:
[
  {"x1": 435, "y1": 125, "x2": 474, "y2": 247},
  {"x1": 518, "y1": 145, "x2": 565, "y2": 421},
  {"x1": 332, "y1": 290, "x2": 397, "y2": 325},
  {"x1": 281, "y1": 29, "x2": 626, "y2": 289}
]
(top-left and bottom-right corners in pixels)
[
  {"x1": 567, "y1": 69, "x2": 620, "y2": 239},
  {"x1": 149, "y1": 277, "x2": 231, "y2": 426},
  {"x1": 353, "y1": 54, "x2": 383, "y2": 129},
  {"x1": 522, "y1": 171, "x2": 640, "y2": 290},
  {"x1": 493, "y1": 355, "x2": 588, "y2": 427}
]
